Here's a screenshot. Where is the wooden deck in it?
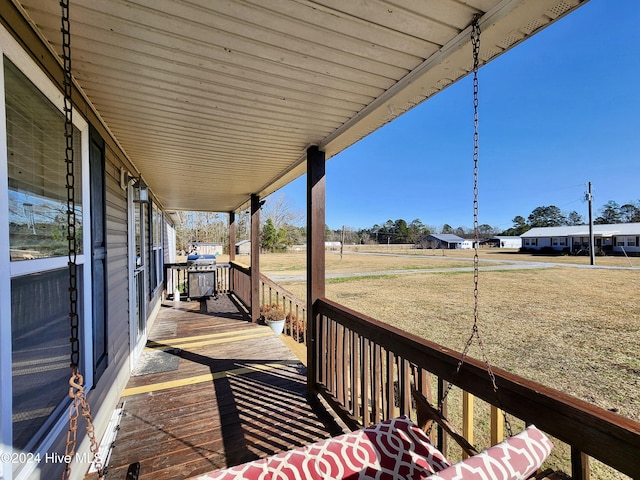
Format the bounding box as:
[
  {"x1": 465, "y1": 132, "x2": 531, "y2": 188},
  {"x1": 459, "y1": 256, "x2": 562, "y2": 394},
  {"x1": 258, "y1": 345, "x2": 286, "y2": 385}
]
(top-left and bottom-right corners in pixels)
[{"x1": 99, "y1": 295, "x2": 347, "y2": 480}]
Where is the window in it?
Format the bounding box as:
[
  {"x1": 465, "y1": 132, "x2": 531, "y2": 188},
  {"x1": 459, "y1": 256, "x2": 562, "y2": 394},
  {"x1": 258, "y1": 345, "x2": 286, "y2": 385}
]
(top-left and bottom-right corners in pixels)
[
  {"x1": 6, "y1": 60, "x2": 82, "y2": 261},
  {"x1": 626, "y1": 236, "x2": 636, "y2": 247},
  {"x1": 3, "y1": 53, "x2": 89, "y2": 454},
  {"x1": 149, "y1": 202, "x2": 164, "y2": 293},
  {"x1": 12, "y1": 269, "x2": 80, "y2": 450},
  {"x1": 134, "y1": 199, "x2": 144, "y2": 268}
]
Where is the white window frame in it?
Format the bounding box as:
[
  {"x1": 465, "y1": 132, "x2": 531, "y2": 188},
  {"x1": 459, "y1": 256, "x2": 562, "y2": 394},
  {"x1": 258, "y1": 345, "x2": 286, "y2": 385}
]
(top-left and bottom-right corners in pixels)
[{"x1": 0, "y1": 24, "x2": 92, "y2": 480}]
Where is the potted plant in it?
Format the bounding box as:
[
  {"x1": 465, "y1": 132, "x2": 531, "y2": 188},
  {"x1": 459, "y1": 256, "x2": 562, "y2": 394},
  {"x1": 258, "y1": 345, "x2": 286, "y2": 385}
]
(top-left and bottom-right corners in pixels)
[{"x1": 261, "y1": 303, "x2": 286, "y2": 336}]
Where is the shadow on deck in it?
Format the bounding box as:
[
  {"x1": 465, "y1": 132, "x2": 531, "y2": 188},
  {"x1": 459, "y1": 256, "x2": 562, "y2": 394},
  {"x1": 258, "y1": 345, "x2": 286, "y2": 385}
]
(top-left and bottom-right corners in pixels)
[{"x1": 101, "y1": 294, "x2": 346, "y2": 480}]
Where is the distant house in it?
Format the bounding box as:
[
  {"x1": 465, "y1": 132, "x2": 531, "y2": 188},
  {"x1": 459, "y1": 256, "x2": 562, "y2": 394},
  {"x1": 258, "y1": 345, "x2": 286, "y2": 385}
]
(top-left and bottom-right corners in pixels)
[
  {"x1": 482, "y1": 236, "x2": 521, "y2": 249},
  {"x1": 235, "y1": 240, "x2": 251, "y2": 255},
  {"x1": 325, "y1": 241, "x2": 341, "y2": 251},
  {"x1": 520, "y1": 223, "x2": 640, "y2": 254},
  {"x1": 192, "y1": 242, "x2": 224, "y2": 256},
  {"x1": 420, "y1": 234, "x2": 469, "y2": 249}
]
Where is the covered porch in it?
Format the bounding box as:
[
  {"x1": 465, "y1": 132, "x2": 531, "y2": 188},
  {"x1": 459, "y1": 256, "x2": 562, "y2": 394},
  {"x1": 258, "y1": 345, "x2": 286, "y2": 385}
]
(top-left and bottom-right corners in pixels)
[{"x1": 1, "y1": 1, "x2": 639, "y2": 480}]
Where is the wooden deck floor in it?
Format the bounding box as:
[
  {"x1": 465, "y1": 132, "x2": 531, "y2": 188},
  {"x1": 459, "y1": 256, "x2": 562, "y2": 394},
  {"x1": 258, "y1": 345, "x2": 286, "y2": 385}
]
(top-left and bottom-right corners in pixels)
[{"x1": 100, "y1": 295, "x2": 346, "y2": 480}]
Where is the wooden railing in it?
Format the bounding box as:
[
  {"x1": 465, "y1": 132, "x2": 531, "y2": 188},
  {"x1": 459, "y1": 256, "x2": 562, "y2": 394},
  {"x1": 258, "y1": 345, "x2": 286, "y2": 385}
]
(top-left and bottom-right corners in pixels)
[
  {"x1": 313, "y1": 297, "x2": 640, "y2": 479},
  {"x1": 259, "y1": 274, "x2": 307, "y2": 344},
  {"x1": 164, "y1": 263, "x2": 230, "y2": 299},
  {"x1": 229, "y1": 261, "x2": 251, "y2": 308},
  {"x1": 216, "y1": 264, "x2": 230, "y2": 293}
]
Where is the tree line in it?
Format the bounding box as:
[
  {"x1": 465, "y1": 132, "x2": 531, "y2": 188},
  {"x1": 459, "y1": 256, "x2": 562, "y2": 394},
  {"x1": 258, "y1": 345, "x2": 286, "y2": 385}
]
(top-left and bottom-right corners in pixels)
[{"x1": 175, "y1": 197, "x2": 640, "y2": 253}]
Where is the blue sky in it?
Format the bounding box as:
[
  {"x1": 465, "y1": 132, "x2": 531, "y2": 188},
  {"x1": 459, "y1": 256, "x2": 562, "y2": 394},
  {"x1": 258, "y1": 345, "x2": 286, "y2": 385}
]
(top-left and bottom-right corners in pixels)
[{"x1": 276, "y1": 0, "x2": 639, "y2": 232}]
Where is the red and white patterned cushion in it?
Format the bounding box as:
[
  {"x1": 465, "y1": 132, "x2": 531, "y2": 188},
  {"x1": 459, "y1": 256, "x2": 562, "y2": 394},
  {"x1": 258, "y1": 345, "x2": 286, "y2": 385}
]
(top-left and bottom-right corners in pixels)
[
  {"x1": 191, "y1": 416, "x2": 450, "y2": 480},
  {"x1": 427, "y1": 425, "x2": 553, "y2": 480}
]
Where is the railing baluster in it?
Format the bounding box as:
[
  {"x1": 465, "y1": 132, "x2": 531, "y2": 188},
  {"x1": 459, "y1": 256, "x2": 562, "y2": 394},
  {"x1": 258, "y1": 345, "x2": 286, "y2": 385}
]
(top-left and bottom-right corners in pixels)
[
  {"x1": 319, "y1": 313, "x2": 325, "y2": 387},
  {"x1": 490, "y1": 405, "x2": 504, "y2": 446},
  {"x1": 571, "y1": 448, "x2": 590, "y2": 480},
  {"x1": 438, "y1": 378, "x2": 448, "y2": 455},
  {"x1": 373, "y1": 343, "x2": 382, "y2": 424},
  {"x1": 401, "y1": 358, "x2": 411, "y2": 416},
  {"x1": 462, "y1": 391, "x2": 474, "y2": 459},
  {"x1": 361, "y1": 337, "x2": 371, "y2": 426},
  {"x1": 328, "y1": 318, "x2": 335, "y2": 396},
  {"x1": 351, "y1": 330, "x2": 359, "y2": 420},
  {"x1": 386, "y1": 350, "x2": 395, "y2": 419},
  {"x1": 345, "y1": 327, "x2": 351, "y2": 412},
  {"x1": 336, "y1": 323, "x2": 344, "y2": 405}
]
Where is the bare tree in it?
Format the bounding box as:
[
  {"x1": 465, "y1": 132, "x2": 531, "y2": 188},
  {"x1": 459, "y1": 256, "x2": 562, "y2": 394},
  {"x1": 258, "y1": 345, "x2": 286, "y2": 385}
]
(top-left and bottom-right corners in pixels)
[
  {"x1": 261, "y1": 193, "x2": 303, "y2": 229},
  {"x1": 261, "y1": 193, "x2": 304, "y2": 246}
]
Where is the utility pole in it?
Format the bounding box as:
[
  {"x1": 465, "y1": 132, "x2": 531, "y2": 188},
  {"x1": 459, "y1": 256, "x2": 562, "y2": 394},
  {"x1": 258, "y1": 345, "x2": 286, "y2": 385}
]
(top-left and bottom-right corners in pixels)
[{"x1": 586, "y1": 181, "x2": 595, "y2": 266}]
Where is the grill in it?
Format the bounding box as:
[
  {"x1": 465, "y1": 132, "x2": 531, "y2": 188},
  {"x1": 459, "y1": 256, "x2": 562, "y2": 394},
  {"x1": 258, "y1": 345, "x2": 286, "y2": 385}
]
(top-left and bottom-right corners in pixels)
[{"x1": 187, "y1": 254, "x2": 216, "y2": 299}]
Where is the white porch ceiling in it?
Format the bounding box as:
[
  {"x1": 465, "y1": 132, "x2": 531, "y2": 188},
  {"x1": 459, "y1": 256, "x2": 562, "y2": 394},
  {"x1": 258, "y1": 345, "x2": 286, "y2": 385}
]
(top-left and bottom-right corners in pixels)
[{"x1": 13, "y1": 0, "x2": 587, "y2": 212}]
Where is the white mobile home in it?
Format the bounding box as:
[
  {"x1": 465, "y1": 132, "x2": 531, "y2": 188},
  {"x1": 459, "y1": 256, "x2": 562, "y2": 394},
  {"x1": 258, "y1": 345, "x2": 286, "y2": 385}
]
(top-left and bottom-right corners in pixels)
[
  {"x1": 485, "y1": 236, "x2": 522, "y2": 249},
  {"x1": 520, "y1": 223, "x2": 640, "y2": 254}
]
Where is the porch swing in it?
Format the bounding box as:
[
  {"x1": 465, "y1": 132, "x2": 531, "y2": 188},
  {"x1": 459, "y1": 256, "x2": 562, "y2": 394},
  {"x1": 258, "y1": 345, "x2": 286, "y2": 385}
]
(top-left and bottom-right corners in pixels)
[{"x1": 189, "y1": 17, "x2": 555, "y2": 480}]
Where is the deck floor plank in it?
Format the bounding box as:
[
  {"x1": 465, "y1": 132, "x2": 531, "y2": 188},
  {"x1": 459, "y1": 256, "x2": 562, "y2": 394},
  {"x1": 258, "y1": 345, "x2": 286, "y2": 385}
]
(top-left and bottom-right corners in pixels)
[{"x1": 97, "y1": 295, "x2": 345, "y2": 480}]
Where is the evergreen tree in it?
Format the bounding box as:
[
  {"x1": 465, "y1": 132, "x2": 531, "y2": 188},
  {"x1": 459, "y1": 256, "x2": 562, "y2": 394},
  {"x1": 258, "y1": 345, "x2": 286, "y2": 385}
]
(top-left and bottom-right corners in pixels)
[
  {"x1": 500, "y1": 216, "x2": 529, "y2": 236},
  {"x1": 394, "y1": 219, "x2": 409, "y2": 243},
  {"x1": 261, "y1": 218, "x2": 278, "y2": 251},
  {"x1": 594, "y1": 201, "x2": 621, "y2": 224},
  {"x1": 527, "y1": 205, "x2": 566, "y2": 227},
  {"x1": 567, "y1": 211, "x2": 584, "y2": 226},
  {"x1": 620, "y1": 202, "x2": 640, "y2": 223}
]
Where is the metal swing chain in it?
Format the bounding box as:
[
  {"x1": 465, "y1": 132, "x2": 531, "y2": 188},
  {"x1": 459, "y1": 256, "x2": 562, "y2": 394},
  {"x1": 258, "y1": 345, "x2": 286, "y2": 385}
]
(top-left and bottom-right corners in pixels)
[
  {"x1": 61, "y1": 0, "x2": 104, "y2": 478},
  {"x1": 432, "y1": 17, "x2": 513, "y2": 438}
]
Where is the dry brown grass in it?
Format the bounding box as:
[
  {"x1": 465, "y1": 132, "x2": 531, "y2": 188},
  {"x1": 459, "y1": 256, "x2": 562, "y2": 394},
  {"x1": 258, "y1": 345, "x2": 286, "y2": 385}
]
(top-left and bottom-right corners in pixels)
[
  {"x1": 343, "y1": 245, "x2": 640, "y2": 267},
  {"x1": 260, "y1": 250, "x2": 639, "y2": 478},
  {"x1": 257, "y1": 251, "x2": 480, "y2": 276}
]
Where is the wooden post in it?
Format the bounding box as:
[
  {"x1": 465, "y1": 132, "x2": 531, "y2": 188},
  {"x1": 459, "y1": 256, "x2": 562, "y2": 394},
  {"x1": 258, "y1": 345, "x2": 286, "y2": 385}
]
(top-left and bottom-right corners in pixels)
[
  {"x1": 250, "y1": 194, "x2": 261, "y2": 323},
  {"x1": 229, "y1": 211, "x2": 236, "y2": 263},
  {"x1": 228, "y1": 211, "x2": 236, "y2": 294},
  {"x1": 306, "y1": 145, "x2": 325, "y2": 393}
]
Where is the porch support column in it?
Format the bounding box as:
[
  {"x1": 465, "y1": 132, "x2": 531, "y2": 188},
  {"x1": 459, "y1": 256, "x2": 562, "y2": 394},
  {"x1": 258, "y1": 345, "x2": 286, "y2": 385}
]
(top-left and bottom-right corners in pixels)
[
  {"x1": 250, "y1": 194, "x2": 261, "y2": 323},
  {"x1": 306, "y1": 145, "x2": 325, "y2": 393},
  {"x1": 229, "y1": 211, "x2": 236, "y2": 294},
  {"x1": 229, "y1": 211, "x2": 236, "y2": 262}
]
